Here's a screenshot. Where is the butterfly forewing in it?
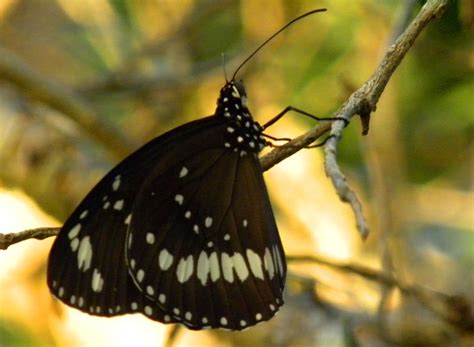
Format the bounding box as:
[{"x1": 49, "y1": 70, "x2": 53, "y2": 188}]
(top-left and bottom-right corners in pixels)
[{"x1": 47, "y1": 117, "x2": 224, "y2": 321}]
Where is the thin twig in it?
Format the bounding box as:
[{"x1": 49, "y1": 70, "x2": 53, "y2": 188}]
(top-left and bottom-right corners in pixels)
[
  {"x1": 0, "y1": 227, "x2": 60, "y2": 250},
  {"x1": 261, "y1": 0, "x2": 449, "y2": 238},
  {"x1": 288, "y1": 254, "x2": 474, "y2": 332},
  {"x1": 323, "y1": 0, "x2": 448, "y2": 239}
]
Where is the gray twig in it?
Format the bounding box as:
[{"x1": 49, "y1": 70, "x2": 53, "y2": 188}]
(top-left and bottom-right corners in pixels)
[
  {"x1": 0, "y1": 227, "x2": 60, "y2": 250},
  {"x1": 320, "y1": 0, "x2": 446, "y2": 238}
]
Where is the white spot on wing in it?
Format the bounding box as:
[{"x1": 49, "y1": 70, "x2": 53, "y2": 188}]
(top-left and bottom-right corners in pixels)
[
  {"x1": 256, "y1": 313, "x2": 262, "y2": 320},
  {"x1": 113, "y1": 200, "x2": 124, "y2": 210},
  {"x1": 243, "y1": 219, "x2": 248, "y2": 227},
  {"x1": 124, "y1": 213, "x2": 132, "y2": 225},
  {"x1": 77, "y1": 236, "x2": 93, "y2": 272},
  {"x1": 179, "y1": 166, "x2": 188, "y2": 178},
  {"x1": 146, "y1": 286, "x2": 154, "y2": 296},
  {"x1": 137, "y1": 269, "x2": 145, "y2": 282},
  {"x1": 176, "y1": 255, "x2": 194, "y2": 283},
  {"x1": 159, "y1": 294, "x2": 166, "y2": 304},
  {"x1": 209, "y1": 252, "x2": 220, "y2": 282},
  {"x1": 220, "y1": 317, "x2": 228, "y2": 325},
  {"x1": 205, "y1": 217, "x2": 213, "y2": 228},
  {"x1": 79, "y1": 210, "x2": 88, "y2": 219},
  {"x1": 247, "y1": 249, "x2": 264, "y2": 280},
  {"x1": 144, "y1": 306, "x2": 153, "y2": 316},
  {"x1": 70, "y1": 238, "x2": 79, "y2": 252},
  {"x1": 159, "y1": 249, "x2": 173, "y2": 270},
  {"x1": 185, "y1": 211, "x2": 191, "y2": 219},
  {"x1": 264, "y1": 248, "x2": 275, "y2": 279},
  {"x1": 223, "y1": 234, "x2": 230, "y2": 241},
  {"x1": 113, "y1": 175, "x2": 121, "y2": 191},
  {"x1": 68, "y1": 224, "x2": 81, "y2": 239},
  {"x1": 197, "y1": 251, "x2": 210, "y2": 286},
  {"x1": 174, "y1": 194, "x2": 184, "y2": 205},
  {"x1": 232, "y1": 253, "x2": 249, "y2": 281},
  {"x1": 185, "y1": 312, "x2": 192, "y2": 320},
  {"x1": 221, "y1": 253, "x2": 234, "y2": 283},
  {"x1": 146, "y1": 233, "x2": 155, "y2": 245},
  {"x1": 91, "y1": 268, "x2": 104, "y2": 292}
]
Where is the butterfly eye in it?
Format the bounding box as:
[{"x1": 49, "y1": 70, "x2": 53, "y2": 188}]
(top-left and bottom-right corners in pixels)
[{"x1": 233, "y1": 80, "x2": 247, "y2": 97}]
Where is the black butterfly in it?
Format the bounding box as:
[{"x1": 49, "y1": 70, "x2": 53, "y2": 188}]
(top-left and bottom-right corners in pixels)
[{"x1": 47, "y1": 9, "x2": 328, "y2": 331}]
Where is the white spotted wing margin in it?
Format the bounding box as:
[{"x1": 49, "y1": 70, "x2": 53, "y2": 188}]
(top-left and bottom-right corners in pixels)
[
  {"x1": 126, "y1": 140, "x2": 286, "y2": 331},
  {"x1": 47, "y1": 116, "x2": 226, "y2": 322}
]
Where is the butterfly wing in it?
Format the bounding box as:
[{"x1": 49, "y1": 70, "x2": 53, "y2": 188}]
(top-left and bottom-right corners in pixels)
[
  {"x1": 47, "y1": 116, "x2": 224, "y2": 322},
  {"x1": 126, "y1": 130, "x2": 286, "y2": 330}
]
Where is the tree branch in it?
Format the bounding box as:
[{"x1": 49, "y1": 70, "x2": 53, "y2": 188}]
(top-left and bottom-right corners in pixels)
[{"x1": 262, "y1": 0, "x2": 448, "y2": 239}]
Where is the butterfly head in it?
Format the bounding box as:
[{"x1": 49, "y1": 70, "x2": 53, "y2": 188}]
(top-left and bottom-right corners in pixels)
[
  {"x1": 216, "y1": 80, "x2": 266, "y2": 154},
  {"x1": 217, "y1": 80, "x2": 248, "y2": 112}
]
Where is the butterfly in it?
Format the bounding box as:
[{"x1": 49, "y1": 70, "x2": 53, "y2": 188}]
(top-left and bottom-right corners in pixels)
[{"x1": 47, "y1": 9, "x2": 327, "y2": 331}]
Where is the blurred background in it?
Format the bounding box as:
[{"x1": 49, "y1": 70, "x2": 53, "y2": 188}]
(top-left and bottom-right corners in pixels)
[{"x1": 0, "y1": 0, "x2": 472, "y2": 346}]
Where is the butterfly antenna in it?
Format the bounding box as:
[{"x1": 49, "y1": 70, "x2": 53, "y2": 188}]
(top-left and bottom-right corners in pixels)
[{"x1": 232, "y1": 8, "x2": 327, "y2": 80}]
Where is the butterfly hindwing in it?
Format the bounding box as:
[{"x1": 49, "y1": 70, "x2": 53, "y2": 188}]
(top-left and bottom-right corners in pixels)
[{"x1": 126, "y1": 130, "x2": 286, "y2": 330}]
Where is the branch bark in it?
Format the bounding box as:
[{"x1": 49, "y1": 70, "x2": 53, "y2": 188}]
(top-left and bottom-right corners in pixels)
[
  {"x1": 262, "y1": 0, "x2": 449, "y2": 239},
  {"x1": 0, "y1": 227, "x2": 60, "y2": 250}
]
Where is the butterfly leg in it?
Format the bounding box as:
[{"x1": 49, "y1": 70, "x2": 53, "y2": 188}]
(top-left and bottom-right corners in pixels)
[
  {"x1": 262, "y1": 106, "x2": 348, "y2": 130},
  {"x1": 264, "y1": 133, "x2": 337, "y2": 149}
]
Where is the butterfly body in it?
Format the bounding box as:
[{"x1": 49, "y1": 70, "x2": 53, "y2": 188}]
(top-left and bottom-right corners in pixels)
[{"x1": 48, "y1": 80, "x2": 286, "y2": 330}]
